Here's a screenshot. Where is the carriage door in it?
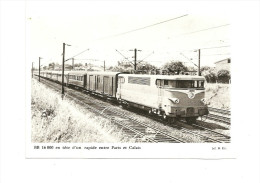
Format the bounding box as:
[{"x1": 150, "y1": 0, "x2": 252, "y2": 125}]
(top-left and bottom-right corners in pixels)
[
  {"x1": 89, "y1": 75, "x2": 95, "y2": 91},
  {"x1": 83, "y1": 75, "x2": 87, "y2": 88},
  {"x1": 156, "y1": 79, "x2": 163, "y2": 108},
  {"x1": 117, "y1": 77, "x2": 122, "y2": 99},
  {"x1": 103, "y1": 76, "x2": 109, "y2": 95}
]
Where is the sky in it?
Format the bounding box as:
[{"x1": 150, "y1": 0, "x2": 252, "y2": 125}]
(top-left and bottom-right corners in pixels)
[{"x1": 26, "y1": 1, "x2": 231, "y2": 69}]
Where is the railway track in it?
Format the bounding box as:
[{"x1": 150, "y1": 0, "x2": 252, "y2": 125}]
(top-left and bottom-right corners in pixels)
[
  {"x1": 36, "y1": 76, "x2": 230, "y2": 143},
  {"x1": 208, "y1": 107, "x2": 231, "y2": 125},
  {"x1": 208, "y1": 107, "x2": 231, "y2": 116},
  {"x1": 191, "y1": 123, "x2": 230, "y2": 143},
  {"x1": 207, "y1": 113, "x2": 230, "y2": 124}
]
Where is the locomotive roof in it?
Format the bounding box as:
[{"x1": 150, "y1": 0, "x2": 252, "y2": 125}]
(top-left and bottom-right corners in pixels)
[
  {"x1": 118, "y1": 73, "x2": 205, "y2": 80},
  {"x1": 85, "y1": 71, "x2": 121, "y2": 76},
  {"x1": 67, "y1": 71, "x2": 88, "y2": 75}
]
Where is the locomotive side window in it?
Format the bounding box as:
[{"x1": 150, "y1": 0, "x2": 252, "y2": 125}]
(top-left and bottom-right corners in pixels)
[
  {"x1": 176, "y1": 80, "x2": 204, "y2": 89},
  {"x1": 157, "y1": 80, "x2": 204, "y2": 89},
  {"x1": 198, "y1": 81, "x2": 204, "y2": 88},
  {"x1": 156, "y1": 79, "x2": 162, "y2": 87},
  {"x1": 163, "y1": 80, "x2": 177, "y2": 88},
  {"x1": 128, "y1": 76, "x2": 150, "y2": 85},
  {"x1": 164, "y1": 80, "x2": 168, "y2": 85},
  {"x1": 118, "y1": 77, "x2": 125, "y2": 84}
]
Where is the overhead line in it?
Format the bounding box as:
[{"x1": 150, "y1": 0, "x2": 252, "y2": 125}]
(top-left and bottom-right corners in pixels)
[
  {"x1": 115, "y1": 49, "x2": 131, "y2": 62},
  {"x1": 66, "y1": 15, "x2": 188, "y2": 59},
  {"x1": 65, "y1": 16, "x2": 229, "y2": 60},
  {"x1": 203, "y1": 53, "x2": 231, "y2": 56},
  {"x1": 200, "y1": 45, "x2": 230, "y2": 50},
  {"x1": 95, "y1": 14, "x2": 188, "y2": 41},
  {"x1": 66, "y1": 48, "x2": 90, "y2": 61},
  {"x1": 176, "y1": 24, "x2": 230, "y2": 37}
]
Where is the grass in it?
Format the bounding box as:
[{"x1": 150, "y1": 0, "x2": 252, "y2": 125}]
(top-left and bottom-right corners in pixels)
[
  {"x1": 31, "y1": 79, "x2": 136, "y2": 143},
  {"x1": 205, "y1": 83, "x2": 230, "y2": 109}
]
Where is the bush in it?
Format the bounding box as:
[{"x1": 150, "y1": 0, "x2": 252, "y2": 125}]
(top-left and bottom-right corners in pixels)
[
  {"x1": 202, "y1": 69, "x2": 217, "y2": 83},
  {"x1": 217, "y1": 70, "x2": 230, "y2": 83}
]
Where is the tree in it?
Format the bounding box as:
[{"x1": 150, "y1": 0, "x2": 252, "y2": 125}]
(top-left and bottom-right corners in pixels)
[
  {"x1": 74, "y1": 63, "x2": 83, "y2": 67},
  {"x1": 217, "y1": 69, "x2": 230, "y2": 83},
  {"x1": 162, "y1": 61, "x2": 188, "y2": 74},
  {"x1": 200, "y1": 66, "x2": 211, "y2": 72},
  {"x1": 65, "y1": 64, "x2": 73, "y2": 70},
  {"x1": 48, "y1": 62, "x2": 55, "y2": 70},
  {"x1": 202, "y1": 69, "x2": 217, "y2": 83},
  {"x1": 201, "y1": 66, "x2": 217, "y2": 83},
  {"x1": 137, "y1": 62, "x2": 157, "y2": 72}
]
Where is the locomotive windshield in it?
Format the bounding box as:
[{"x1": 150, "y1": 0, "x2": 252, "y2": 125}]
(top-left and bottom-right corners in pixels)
[{"x1": 156, "y1": 79, "x2": 204, "y2": 89}]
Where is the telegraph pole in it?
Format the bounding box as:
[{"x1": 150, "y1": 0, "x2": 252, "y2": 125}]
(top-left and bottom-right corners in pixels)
[
  {"x1": 62, "y1": 43, "x2": 65, "y2": 96},
  {"x1": 104, "y1": 60, "x2": 105, "y2": 71},
  {"x1": 198, "y1": 49, "x2": 201, "y2": 76},
  {"x1": 72, "y1": 57, "x2": 74, "y2": 70},
  {"x1": 134, "y1": 48, "x2": 137, "y2": 70},
  {"x1": 38, "y1": 57, "x2": 42, "y2": 82},
  {"x1": 130, "y1": 48, "x2": 141, "y2": 70},
  {"x1": 61, "y1": 43, "x2": 71, "y2": 98}
]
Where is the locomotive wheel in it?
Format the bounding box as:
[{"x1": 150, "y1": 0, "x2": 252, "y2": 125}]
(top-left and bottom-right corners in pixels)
[
  {"x1": 162, "y1": 113, "x2": 173, "y2": 124},
  {"x1": 186, "y1": 117, "x2": 197, "y2": 125}
]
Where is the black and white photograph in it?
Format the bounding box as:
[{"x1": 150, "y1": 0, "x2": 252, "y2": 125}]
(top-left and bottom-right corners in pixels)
[
  {"x1": 0, "y1": 0, "x2": 259, "y2": 183},
  {"x1": 29, "y1": 9, "x2": 231, "y2": 145}
]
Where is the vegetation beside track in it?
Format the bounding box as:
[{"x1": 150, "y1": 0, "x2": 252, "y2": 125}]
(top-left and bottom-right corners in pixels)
[
  {"x1": 205, "y1": 83, "x2": 230, "y2": 110},
  {"x1": 31, "y1": 79, "x2": 135, "y2": 143}
]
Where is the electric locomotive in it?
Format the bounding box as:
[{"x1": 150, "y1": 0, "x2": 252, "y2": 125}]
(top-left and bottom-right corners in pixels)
[{"x1": 116, "y1": 74, "x2": 208, "y2": 124}]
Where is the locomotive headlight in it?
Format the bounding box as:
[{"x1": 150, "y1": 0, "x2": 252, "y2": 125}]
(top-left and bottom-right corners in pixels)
[{"x1": 169, "y1": 98, "x2": 180, "y2": 104}]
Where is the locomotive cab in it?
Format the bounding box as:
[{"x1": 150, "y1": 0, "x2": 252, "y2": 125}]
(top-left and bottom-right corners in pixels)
[{"x1": 156, "y1": 76, "x2": 208, "y2": 124}]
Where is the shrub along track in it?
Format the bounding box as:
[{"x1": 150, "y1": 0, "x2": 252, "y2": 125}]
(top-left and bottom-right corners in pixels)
[{"x1": 36, "y1": 76, "x2": 230, "y2": 143}]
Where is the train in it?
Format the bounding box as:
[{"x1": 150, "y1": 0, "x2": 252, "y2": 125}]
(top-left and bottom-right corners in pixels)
[{"x1": 37, "y1": 70, "x2": 209, "y2": 124}]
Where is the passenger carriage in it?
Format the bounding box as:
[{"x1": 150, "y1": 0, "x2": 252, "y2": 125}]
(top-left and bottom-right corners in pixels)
[
  {"x1": 86, "y1": 71, "x2": 120, "y2": 98},
  {"x1": 67, "y1": 71, "x2": 86, "y2": 88}
]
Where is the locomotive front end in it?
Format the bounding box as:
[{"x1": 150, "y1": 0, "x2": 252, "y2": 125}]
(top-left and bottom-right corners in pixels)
[{"x1": 157, "y1": 76, "x2": 208, "y2": 124}]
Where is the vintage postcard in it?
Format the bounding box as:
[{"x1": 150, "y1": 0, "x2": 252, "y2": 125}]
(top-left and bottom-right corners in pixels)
[
  {"x1": 1, "y1": 1, "x2": 259, "y2": 183},
  {"x1": 25, "y1": 1, "x2": 237, "y2": 159}
]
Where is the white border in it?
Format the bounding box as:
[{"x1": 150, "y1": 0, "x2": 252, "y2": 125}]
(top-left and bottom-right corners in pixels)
[{"x1": 1, "y1": 0, "x2": 259, "y2": 183}]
